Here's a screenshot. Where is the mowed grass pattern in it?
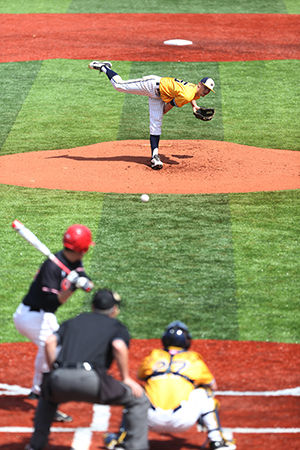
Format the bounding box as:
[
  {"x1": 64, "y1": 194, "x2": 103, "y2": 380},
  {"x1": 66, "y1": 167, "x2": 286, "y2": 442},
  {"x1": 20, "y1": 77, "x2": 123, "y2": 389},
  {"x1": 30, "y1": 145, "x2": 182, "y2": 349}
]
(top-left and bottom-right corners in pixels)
[
  {"x1": 0, "y1": 4, "x2": 299, "y2": 345},
  {"x1": 0, "y1": 186, "x2": 299, "y2": 343},
  {"x1": 1, "y1": 0, "x2": 299, "y2": 13},
  {"x1": 1, "y1": 60, "x2": 299, "y2": 154}
]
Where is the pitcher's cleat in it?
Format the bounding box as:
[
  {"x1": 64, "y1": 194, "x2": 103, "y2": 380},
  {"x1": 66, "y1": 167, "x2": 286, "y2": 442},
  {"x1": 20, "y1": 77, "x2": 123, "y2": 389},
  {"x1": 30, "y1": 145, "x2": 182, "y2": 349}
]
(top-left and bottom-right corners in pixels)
[
  {"x1": 150, "y1": 155, "x2": 163, "y2": 170},
  {"x1": 88, "y1": 60, "x2": 112, "y2": 72}
]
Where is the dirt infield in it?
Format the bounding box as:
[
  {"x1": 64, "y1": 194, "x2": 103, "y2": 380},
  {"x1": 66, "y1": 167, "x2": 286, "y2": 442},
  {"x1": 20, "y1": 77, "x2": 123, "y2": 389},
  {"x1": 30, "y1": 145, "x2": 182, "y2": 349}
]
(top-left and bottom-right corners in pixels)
[
  {"x1": 1, "y1": 10, "x2": 299, "y2": 450},
  {"x1": 0, "y1": 340, "x2": 299, "y2": 449},
  {"x1": 1, "y1": 13, "x2": 299, "y2": 63},
  {"x1": 0, "y1": 139, "x2": 299, "y2": 194}
]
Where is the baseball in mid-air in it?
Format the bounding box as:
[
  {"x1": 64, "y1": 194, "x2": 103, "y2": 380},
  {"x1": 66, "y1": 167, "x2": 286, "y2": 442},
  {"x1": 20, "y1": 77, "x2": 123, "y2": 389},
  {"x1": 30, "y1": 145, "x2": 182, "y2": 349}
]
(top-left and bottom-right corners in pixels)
[{"x1": 140, "y1": 194, "x2": 149, "y2": 203}]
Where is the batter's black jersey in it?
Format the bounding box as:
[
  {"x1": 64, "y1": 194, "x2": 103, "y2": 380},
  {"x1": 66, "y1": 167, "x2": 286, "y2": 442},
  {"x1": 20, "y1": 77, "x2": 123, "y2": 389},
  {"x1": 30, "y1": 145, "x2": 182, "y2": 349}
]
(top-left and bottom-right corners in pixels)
[
  {"x1": 22, "y1": 250, "x2": 88, "y2": 313},
  {"x1": 55, "y1": 312, "x2": 130, "y2": 369}
]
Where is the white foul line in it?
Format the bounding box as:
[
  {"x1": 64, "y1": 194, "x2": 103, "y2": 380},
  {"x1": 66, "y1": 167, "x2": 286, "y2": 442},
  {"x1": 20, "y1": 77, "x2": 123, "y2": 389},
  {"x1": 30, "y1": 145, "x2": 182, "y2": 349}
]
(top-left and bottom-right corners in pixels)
[
  {"x1": 0, "y1": 383, "x2": 30, "y2": 396},
  {"x1": 216, "y1": 387, "x2": 300, "y2": 397},
  {"x1": 1, "y1": 383, "x2": 299, "y2": 397},
  {"x1": 70, "y1": 427, "x2": 92, "y2": 450},
  {"x1": 0, "y1": 426, "x2": 299, "y2": 434},
  {"x1": 70, "y1": 405, "x2": 111, "y2": 450},
  {"x1": 224, "y1": 427, "x2": 300, "y2": 434},
  {"x1": 1, "y1": 382, "x2": 299, "y2": 448}
]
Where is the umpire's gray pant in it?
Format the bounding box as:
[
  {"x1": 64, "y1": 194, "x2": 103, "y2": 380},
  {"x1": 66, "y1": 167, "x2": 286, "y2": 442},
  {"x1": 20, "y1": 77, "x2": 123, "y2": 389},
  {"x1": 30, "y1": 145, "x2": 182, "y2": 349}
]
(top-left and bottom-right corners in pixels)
[{"x1": 29, "y1": 368, "x2": 149, "y2": 450}]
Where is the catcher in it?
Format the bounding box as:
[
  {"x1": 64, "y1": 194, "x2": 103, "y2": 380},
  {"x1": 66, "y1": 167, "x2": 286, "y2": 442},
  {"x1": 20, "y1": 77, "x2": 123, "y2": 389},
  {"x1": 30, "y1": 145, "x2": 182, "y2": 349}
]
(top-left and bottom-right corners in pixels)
[
  {"x1": 104, "y1": 321, "x2": 236, "y2": 450},
  {"x1": 89, "y1": 60, "x2": 215, "y2": 170}
]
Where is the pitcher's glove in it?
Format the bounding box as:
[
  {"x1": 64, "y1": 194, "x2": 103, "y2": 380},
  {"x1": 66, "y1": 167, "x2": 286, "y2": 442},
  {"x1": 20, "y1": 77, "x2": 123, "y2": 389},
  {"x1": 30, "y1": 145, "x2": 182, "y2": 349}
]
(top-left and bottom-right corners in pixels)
[{"x1": 193, "y1": 107, "x2": 215, "y2": 121}]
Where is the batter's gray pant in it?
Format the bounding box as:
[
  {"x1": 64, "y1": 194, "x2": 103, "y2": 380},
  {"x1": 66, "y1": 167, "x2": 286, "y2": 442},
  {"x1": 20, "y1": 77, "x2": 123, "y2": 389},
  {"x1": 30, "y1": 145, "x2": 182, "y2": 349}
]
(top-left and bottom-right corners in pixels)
[{"x1": 29, "y1": 368, "x2": 149, "y2": 450}]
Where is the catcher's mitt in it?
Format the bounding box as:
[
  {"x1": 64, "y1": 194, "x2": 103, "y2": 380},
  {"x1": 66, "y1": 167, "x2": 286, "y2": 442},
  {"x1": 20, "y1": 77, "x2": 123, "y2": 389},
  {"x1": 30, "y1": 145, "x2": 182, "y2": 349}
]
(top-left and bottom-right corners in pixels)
[{"x1": 193, "y1": 107, "x2": 215, "y2": 121}]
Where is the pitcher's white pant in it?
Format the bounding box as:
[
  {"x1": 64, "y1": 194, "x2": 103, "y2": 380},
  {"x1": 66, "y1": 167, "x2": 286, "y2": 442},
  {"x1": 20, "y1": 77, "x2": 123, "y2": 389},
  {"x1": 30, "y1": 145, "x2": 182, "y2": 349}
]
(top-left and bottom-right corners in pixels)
[
  {"x1": 13, "y1": 303, "x2": 59, "y2": 394},
  {"x1": 148, "y1": 388, "x2": 220, "y2": 440},
  {"x1": 110, "y1": 75, "x2": 165, "y2": 135}
]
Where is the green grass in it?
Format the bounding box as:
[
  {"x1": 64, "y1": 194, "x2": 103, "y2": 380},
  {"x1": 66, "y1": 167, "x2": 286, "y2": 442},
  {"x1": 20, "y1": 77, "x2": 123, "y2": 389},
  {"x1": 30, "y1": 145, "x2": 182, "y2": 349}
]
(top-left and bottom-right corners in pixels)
[
  {"x1": 1, "y1": 60, "x2": 299, "y2": 155},
  {"x1": 0, "y1": 4, "x2": 299, "y2": 349},
  {"x1": 1, "y1": 186, "x2": 299, "y2": 343},
  {"x1": 67, "y1": 0, "x2": 292, "y2": 13},
  {"x1": 1, "y1": 60, "x2": 132, "y2": 154},
  {"x1": 230, "y1": 190, "x2": 300, "y2": 342},
  {"x1": 91, "y1": 193, "x2": 238, "y2": 340},
  {"x1": 0, "y1": 61, "x2": 42, "y2": 150},
  {"x1": 220, "y1": 60, "x2": 300, "y2": 150},
  {"x1": 1, "y1": 0, "x2": 298, "y2": 13},
  {"x1": 0, "y1": 185, "x2": 103, "y2": 342}
]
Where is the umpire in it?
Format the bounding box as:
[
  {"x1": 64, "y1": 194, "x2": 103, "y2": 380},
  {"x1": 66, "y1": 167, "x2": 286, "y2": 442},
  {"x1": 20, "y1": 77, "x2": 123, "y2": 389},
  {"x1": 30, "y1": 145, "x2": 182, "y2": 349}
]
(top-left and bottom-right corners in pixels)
[{"x1": 25, "y1": 289, "x2": 150, "y2": 450}]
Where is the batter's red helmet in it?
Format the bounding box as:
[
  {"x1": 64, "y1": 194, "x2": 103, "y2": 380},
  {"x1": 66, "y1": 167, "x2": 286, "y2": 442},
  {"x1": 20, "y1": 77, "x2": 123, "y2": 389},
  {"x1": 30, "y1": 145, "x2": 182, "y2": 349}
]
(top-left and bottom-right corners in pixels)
[{"x1": 63, "y1": 224, "x2": 94, "y2": 253}]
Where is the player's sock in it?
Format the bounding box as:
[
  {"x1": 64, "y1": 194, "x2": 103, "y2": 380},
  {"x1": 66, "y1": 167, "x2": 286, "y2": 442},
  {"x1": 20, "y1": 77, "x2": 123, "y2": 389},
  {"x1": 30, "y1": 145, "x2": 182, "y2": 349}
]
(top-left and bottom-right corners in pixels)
[
  {"x1": 150, "y1": 135, "x2": 160, "y2": 157},
  {"x1": 102, "y1": 67, "x2": 119, "y2": 80}
]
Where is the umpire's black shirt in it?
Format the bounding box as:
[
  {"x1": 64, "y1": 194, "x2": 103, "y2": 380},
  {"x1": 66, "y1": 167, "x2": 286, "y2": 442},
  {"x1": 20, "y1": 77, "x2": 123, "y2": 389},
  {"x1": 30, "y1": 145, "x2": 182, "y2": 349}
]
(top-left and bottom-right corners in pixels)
[{"x1": 55, "y1": 312, "x2": 130, "y2": 369}]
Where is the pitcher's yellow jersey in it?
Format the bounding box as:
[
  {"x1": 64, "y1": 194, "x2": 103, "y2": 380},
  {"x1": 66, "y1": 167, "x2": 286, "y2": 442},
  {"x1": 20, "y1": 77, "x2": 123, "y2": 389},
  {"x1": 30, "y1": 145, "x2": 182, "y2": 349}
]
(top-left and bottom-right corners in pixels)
[
  {"x1": 159, "y1": 77, "x2": 199, "y2": 107},
  {"x1": 138, "y1": 347, "x2": 214, "y2": 410}
]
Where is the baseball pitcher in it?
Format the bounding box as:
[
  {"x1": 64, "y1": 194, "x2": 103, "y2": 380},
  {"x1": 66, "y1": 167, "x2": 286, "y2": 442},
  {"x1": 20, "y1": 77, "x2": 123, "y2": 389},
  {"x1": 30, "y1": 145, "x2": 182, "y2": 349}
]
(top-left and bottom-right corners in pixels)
[{"x1": 89, "y1": 61, "x2": 215, "y2": 170}]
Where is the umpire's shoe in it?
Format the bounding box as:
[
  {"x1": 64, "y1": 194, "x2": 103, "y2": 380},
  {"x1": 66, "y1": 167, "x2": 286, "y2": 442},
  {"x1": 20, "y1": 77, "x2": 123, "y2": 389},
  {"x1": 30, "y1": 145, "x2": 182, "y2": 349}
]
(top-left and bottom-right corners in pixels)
[
  {"x1": 151, "y1": 155, "x2": 163, "y2": 170},
  {"x1": 89, "y1": 60, "x2": 112, "y2": 72},
  {"x1": 54, "y1": 410, "x2": 72, "y2": 423}
]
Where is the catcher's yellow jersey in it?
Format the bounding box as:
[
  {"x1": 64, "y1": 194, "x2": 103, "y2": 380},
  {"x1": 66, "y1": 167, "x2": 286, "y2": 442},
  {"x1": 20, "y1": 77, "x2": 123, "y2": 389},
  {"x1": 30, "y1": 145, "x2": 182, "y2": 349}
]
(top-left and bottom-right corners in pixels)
[
  {"x1": 159, "y1": 77, "x2": 199, "y2": 107},
  {"x1": 138, "y1": 347, "x2": 214, "y2": 410}
]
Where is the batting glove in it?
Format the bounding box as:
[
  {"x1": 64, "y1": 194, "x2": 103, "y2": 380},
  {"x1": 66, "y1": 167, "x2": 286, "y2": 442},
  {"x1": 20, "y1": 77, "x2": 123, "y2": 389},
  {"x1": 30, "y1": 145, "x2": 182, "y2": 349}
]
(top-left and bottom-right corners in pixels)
[
  {"x1": 62, "y1": 271, "x2": 94, "y2": 292},
  {"x1": 76, "y1": 277, "x2": 94, "y2": 292},
  {"x1": 61, "y1": 270, "x2": 79, "y2": 291}
]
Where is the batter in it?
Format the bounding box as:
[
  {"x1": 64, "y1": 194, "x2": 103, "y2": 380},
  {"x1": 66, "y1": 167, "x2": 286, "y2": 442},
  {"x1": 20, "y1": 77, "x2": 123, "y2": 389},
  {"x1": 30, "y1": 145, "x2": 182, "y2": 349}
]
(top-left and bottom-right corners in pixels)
[
  {"x1": 89, "y1": 61, "x2": 215, "y2": 170},
  {"x1": 13, "y1": 224, "x2": 94, "y2": 422}
]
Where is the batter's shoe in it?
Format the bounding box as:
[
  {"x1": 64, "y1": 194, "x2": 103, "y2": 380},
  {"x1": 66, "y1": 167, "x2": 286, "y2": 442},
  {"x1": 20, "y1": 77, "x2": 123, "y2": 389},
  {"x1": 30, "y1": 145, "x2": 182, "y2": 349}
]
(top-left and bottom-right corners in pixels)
[
  {"x1": 54, "y1": 410, "x2": 72, "y2": 423},
  {"x1": 151, "y1": 155, "x2": 163, "y2": 170},
  {"x1": 89, "y1": 60, "x2": 112, "y2": 72},
  {"x1": 209, "y1": 439, "x2": 236, "y2": 450}
]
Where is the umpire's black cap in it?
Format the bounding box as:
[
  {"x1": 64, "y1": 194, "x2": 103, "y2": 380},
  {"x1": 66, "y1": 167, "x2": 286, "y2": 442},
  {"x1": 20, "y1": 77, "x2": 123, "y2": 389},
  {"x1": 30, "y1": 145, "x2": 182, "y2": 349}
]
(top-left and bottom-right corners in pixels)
[{"x1": 92, "y1": 289, "x2": 122, "y2": 310}]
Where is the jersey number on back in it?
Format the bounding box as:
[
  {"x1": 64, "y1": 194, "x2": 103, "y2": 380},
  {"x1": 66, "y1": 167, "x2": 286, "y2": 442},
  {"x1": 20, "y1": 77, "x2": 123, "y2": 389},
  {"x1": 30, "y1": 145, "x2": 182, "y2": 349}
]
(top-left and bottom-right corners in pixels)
[
  {"x1": 174, "y1": 78, "x2": 189, "y2": 86},
  {"x1": 153, "y1": 359, "x2": 188, "y2": 374}
]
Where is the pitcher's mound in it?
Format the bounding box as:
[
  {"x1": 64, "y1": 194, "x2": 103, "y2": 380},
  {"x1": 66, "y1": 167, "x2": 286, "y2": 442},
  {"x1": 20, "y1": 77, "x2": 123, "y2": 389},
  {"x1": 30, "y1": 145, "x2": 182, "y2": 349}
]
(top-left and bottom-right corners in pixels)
[{"x1": 0, "y1": 140, "x2": 299, "y2": 194}]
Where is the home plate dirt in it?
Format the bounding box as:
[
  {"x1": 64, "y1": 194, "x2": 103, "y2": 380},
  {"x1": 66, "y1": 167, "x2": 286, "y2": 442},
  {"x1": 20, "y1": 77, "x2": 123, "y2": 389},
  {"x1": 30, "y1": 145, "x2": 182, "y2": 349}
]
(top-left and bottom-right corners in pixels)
[
  {"x1": 0, "y1": 340, "x2": 299, "y2": 449},
  {"x1": 0, "y1": 140, "x2": 299, "y2": 194}
]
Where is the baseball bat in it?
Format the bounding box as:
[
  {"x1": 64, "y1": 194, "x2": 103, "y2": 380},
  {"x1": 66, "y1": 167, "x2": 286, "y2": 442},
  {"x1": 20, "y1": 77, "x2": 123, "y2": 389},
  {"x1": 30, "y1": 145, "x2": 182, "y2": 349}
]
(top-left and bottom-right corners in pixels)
[{"x1": 12, "y1": 219, "x2": 71, "y2": 274}]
